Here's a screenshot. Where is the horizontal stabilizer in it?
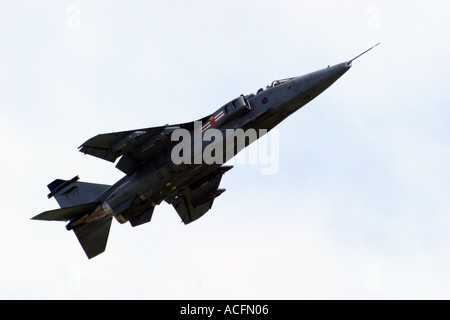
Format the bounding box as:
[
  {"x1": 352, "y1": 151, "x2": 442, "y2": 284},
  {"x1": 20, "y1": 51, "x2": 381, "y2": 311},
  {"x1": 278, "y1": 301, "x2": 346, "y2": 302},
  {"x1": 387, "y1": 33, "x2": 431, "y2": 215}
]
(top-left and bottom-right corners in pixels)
[
  {"x1": 32, "y1": 201, "x2": 111, "y2": 259},
  {"x1": 74, "y1": 216, "x2": 112, "y2": 259},
  {"x1": 32, "y1": 202, "x2": 100, "y2": 222}
]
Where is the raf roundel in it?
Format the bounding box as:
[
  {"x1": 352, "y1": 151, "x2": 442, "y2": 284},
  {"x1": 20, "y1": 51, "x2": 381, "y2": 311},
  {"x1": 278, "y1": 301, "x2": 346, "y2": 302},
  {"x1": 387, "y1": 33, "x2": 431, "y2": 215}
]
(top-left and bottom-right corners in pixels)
[{"x1": 262, "y1": 97, "x2": 268, "y2": 104}]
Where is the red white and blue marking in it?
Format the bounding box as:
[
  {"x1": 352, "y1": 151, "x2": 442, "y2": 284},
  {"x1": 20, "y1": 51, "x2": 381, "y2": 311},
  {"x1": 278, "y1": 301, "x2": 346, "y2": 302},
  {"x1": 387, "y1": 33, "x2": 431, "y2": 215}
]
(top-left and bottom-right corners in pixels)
[{"x1": 202, "y1": 110, "x2": 225, "y2": 132}]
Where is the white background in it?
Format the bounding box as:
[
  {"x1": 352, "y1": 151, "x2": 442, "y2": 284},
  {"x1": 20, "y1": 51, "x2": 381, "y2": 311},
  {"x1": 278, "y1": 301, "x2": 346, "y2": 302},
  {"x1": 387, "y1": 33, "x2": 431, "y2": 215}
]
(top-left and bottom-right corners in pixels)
[{"x1": 0, "y1": 1, "x2": 449, "y2": 299}]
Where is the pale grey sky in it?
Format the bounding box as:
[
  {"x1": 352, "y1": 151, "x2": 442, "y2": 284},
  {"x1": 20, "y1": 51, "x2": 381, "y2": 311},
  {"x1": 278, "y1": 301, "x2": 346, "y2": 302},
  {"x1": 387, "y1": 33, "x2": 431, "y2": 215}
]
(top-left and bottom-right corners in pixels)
[{"x1": 0, "y1": 1, "x2": 449, "y2": 299}]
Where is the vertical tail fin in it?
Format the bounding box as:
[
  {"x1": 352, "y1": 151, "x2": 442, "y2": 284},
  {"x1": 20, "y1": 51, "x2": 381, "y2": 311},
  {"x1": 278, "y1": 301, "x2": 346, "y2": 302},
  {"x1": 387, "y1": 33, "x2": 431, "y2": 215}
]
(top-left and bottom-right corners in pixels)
[
  {"x1": 35, "y1": 175, "x2": 113, "y2": 259},
  {"x1": 47, "y1": 175, "x2": 111, "y2": 208}
]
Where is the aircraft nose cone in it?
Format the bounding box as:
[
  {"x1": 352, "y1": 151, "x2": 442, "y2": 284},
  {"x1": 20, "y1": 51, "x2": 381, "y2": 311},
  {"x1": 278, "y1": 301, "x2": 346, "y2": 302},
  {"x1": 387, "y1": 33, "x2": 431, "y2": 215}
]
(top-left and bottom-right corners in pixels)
[
  {"x1": 292, "y1": 61, "x2": 351, "y2": 98},
  {"x1": 319, "y1": 61, "x2": 352, "y2": 87}
]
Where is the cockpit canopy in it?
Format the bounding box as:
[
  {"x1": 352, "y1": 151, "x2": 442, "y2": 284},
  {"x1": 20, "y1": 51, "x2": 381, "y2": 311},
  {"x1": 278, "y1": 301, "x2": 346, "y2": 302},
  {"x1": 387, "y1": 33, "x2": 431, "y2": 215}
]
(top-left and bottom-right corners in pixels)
[
  {"x1": 268, "y1": 77, "x2": 296, "y2": 88},
  {"x1": 249, "y1": 77, "x2": 296, "y2": 97}
]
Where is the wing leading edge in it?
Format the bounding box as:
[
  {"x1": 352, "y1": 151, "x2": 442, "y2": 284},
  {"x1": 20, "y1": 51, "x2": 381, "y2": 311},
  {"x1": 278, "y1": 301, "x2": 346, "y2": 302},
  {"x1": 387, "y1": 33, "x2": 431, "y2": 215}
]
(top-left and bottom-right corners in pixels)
[
  {"x1": 78, "y1": 113, "x2": 215, "y2": 175},
  {"x1": 78, "y1": 125, "x2": 181, "y2": 175}
]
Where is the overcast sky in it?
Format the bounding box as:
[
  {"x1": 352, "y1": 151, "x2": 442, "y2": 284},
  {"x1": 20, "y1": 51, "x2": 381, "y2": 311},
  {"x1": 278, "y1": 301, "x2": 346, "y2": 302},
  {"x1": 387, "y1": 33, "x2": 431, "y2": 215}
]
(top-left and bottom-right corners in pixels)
[{"x1": 1, "y1": 0, "x2": 449, "y2": 299}]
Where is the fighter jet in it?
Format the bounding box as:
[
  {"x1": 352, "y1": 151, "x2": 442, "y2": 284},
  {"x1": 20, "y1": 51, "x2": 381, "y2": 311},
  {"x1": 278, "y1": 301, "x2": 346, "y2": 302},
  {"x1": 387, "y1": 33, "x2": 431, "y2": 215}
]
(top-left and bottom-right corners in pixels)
[{"x1": 33, "y1": 44, "x2": 379, "y2": 259}]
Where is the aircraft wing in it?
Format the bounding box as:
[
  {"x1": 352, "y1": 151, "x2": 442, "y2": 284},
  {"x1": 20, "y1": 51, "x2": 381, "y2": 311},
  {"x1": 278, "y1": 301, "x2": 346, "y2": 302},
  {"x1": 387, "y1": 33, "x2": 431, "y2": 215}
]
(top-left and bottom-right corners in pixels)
[
  {"x1": 166, "y1": 165, "x2": 232, "y2": 224},
  {"x1": 78, "y1": 113, "x2": 214, "y2": 175},
  {"x1": 79, "y1": 124, "x2": 185, "y2": 175}
]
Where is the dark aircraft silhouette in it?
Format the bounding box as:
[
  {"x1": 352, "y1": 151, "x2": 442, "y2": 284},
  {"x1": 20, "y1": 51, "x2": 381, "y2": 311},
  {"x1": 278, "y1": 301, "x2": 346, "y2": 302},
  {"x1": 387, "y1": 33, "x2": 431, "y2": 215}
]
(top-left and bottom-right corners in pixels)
[{"x1": 33, "y1": 44, "x2": 379, "y2": 258}]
